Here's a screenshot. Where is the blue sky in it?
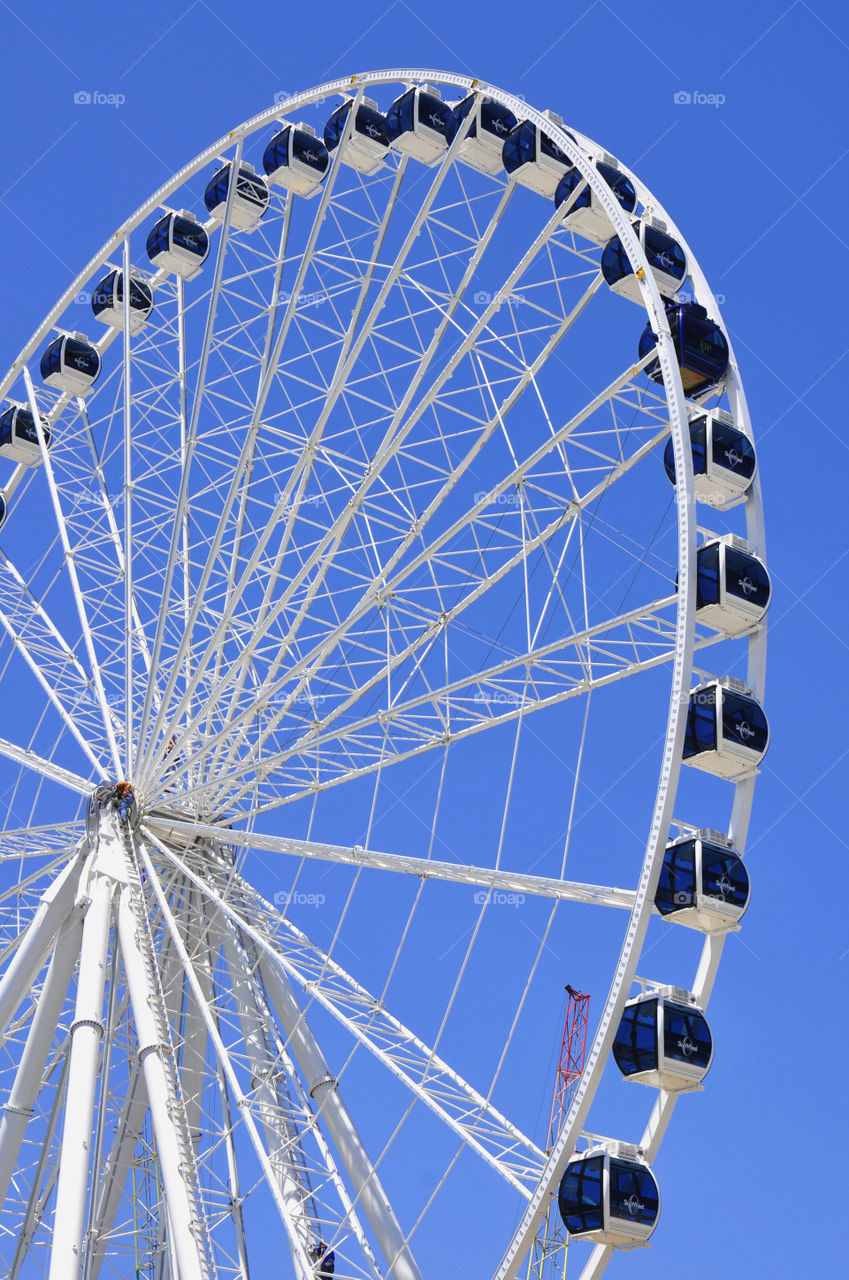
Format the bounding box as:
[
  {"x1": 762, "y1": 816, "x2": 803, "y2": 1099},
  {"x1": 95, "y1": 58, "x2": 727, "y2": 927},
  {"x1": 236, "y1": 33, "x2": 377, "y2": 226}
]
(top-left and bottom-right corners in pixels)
[{"x1": 0, "y1": 1, "x2": 846, "y2": 1277}]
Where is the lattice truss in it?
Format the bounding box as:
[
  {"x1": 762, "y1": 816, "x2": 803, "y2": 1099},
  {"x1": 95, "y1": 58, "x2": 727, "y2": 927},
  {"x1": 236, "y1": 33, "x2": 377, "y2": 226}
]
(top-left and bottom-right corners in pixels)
[
  {"x1": 1, "y1": 146, "x2": 723, "y2": 815},
  {"x1": 0, "y1": 80, "x2": 740, "y2": 1280}
]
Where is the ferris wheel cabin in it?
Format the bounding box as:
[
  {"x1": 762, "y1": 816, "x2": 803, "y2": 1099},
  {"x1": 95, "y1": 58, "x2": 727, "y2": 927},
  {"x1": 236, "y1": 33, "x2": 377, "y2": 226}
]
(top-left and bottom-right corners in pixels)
[
  {"x1": 640, "y1": 301, "x2": 729, "y2": 396},
  {"x1": 613, "y1": 989, "x2": 714, "y2": 1092},
  {"x1": 0, "y1": 404, "x2": 50, "y2": 464},
  {"x1": 323, "y1": 98, "x2": 390, "y2": 174},
  {"x1": 446, "y1": 94, "x2": 518, "y2": 174},
  {"x1": 656, "y1": 831, "x2": 750, "y2": 932},
  {"x1": 39, "y1": 333, "x2": 101, "y2": 396},
  {"x1": 203, "y1": 162, "x2": 269, "y2": 230},
  {"x1": 91, "y1": 269, "x2": 154, "y2": 333},
  {"x1": 501, "y1": 111, "x2": 576, "y2": 196},
  {"x1": 683, "y1": 678, "x2": 769, "y2": 778},
  {"x1": 664, "y1": 409, "x2": 756, "y2": 507},
  {"x1": 601, "y1": 220, "x2": 687, "y2": 303},
  {"x1": 384, "y1": 85, "x2": 451, "y2": 164},
  {"x1": 554, "y1": 160, "x2": 637, "y2": 244},
  {"x1": 146, "y1": 211, "x2": 210, "y2": 278},
  {"x1": 263, "y1": 123, "x2": 330, "y2": 196},
  {"x1": 695, "y1": 536, "x2": 770, "y2": 633},
  {"x1": 558, "y1": 1144, "x2": 660, "y2": 1247}
]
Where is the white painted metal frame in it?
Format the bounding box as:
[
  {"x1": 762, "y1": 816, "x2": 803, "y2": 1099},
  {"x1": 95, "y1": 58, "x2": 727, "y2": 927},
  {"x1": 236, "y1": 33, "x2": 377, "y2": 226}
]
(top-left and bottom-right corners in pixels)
[{"x1": 0, "y1": 65, "x2": 765, "y2": 1280}]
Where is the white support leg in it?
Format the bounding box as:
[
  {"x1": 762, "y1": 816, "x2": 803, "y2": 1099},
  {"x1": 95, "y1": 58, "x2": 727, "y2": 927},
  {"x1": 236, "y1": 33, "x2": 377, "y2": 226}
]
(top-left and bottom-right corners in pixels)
[
  {"x1": 219, "y1": 928, "x2": 313, "y2": 1280},
  {"x1": 178, "y1": 888, "x2": 209, "y2": 1158},
  {"x1": 259, "y1": 956, "x2": 423, "y2": 1280},
  {"x1": 135, "y1": 840, "x2": 324, "y2": 1279},
  {"x1": 85, "y1": 1065, "x2": 149, "y2": 1280},
  {"x1": 0, "y1": 852, "x2": 85, "y2": 1042},
  {"x1": 115, "y1": 886, "x2": 207, "y2": 1280},
  {"x1": 184, "y1": 903, "x2": 251, "y2": 1280},
  {"x1": 48, "y1": 872, "x2": 113, "y2": 1280},
  {"x1": 0, "y1": 907, "x2": 84, "y2": 1209},
  {"x1": 9, "y1": 1053, "x2": 69, "y2": 1279}
]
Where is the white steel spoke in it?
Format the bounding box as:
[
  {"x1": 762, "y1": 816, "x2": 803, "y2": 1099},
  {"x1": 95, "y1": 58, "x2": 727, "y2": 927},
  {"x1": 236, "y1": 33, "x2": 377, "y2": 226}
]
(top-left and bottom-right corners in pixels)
[
  {"x1": 0, "y1": 738, "x2": 91, "y2": 796},
  {"x1": 0, "y1": 553, "x2": 110, "y2": 776},
  {"x1": 137, "y1": 96, "x2": 371, "y2": 771},
  {"x1": 144, "y1": 819, "x2": 635, "y2": 911},
  {"x1": 158, "y1": 354, "x2": 658, "y2": 806},
  {"x1": 142, "y1": 187, "x2": 581, "y2": 787},
  {"x1": 153, "y1": 838, "x2": 546, "y2": 1196},
  {"x1": 230, "y1": 592, "x2": 679, "y2": 811},
  {"x1": 0, "y1": 67, "x2": 765, "y2": 1280},
  {"x1": 135, "y1": 134, "x2": 247, "y2": 760},
  {"x1": 23, "y1": 367, "x2": 121, "y2": 775},
  {"x1": 138, "y1": 117, "x2": 503, "y2": 786}
]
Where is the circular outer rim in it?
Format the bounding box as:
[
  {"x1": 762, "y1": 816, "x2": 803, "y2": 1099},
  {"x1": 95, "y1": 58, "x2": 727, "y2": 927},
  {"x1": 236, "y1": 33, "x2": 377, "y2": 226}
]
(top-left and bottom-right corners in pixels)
[{"x1": 0, "y1": 68, "x2": 766, "y2": 1280}]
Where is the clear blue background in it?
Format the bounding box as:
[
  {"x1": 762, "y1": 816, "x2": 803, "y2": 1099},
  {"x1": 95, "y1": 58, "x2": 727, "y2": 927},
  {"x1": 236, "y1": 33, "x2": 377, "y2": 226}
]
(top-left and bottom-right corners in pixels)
[{"x1": 0, "y1": 1, "x2": 846, "y2": 1276}]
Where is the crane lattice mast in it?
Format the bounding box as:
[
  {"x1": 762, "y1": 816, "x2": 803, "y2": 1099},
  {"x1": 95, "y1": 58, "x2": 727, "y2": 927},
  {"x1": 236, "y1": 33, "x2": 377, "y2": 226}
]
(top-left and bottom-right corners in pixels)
[{"x1": 526, "y1": 986, "x2": 590, "y2": 1280}]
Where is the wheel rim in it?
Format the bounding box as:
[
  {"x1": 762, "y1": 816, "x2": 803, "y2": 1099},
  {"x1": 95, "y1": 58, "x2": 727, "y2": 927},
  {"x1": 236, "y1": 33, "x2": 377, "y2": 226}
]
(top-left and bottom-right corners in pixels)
[{"x1": 0, "y1": 70, "x2": 765, "y2": 1279}]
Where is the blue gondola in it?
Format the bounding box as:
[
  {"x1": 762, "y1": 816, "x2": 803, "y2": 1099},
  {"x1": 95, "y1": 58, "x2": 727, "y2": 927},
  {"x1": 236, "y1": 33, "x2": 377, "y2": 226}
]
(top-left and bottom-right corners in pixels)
[
  {"x1": 384, "y1": 85, "x2": 451, "y2": 165},
  {"x1": 559, "y1": 1144, "x2": 660, "y2": 1246},
  {"x1": 554, "y1": 159, "x2": 637, "y2": 244},
  {"x1": 445, "y1": 94, "x2": 517, "y2": 175},
  {"x1": 203, "y1": 162, "x2": 269, "y2": 231},
  {"x1": 91, "y1": 269, "x2": 154, "y2": 332},
  {"x1": 663, "y1": 409, "x2": 756, "y2": 507},
  {"x1": 0, "y1": 490, "x2": 6, "y2": 530},
  {"x1": 613, "y1": 989, "x2": 713, "y2": 1091},
  {"x1": 694, "y1": 537, "x2": 770, "y2": 633},
  {"x1": 502, "y1": 110, "x2": 576, "y2": 196},
  {"x1": 324, "y1": 97, "x2": 390, "y2": 175},
  {"x1": 0, "y1": 404, "x2": 51, "y2": 464},
  {"x1": 601, "y1": 219, "x2": 687, "y2": 303},
  {"x1": 684, "y1": 678, "x2": 768, "y2": 778},
  {"x1": 263, "y1": 123, "x2": 330, "y2": 196},
  {"x1": 146, "y1": 210, "x2": 209, "y2": 278},
  {"x1": 639, "y1": 301, "x2": 729, "y2": 396},
  {"x1": 656, "y1": 831, "x2": 750, "y2": 932},
  {"x1": 40, "y1": 333, "x2": 101, "y2": 396}
]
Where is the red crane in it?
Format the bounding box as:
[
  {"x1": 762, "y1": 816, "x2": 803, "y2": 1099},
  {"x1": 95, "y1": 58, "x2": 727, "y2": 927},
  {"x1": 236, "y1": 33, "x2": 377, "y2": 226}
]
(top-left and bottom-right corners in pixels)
[{"x1": 526, "y1": 985, "x2": 590, "y2": 1279}]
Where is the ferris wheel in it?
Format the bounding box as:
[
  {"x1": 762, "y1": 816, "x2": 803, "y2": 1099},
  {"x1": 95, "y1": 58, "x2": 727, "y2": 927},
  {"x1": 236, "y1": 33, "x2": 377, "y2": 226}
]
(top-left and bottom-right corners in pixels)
[{"x1": 0, "y1": 69, "x2": 768, "y2": 1280}]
